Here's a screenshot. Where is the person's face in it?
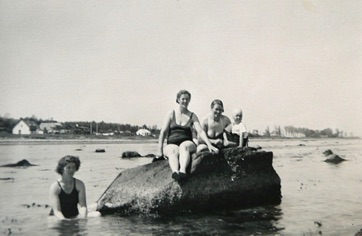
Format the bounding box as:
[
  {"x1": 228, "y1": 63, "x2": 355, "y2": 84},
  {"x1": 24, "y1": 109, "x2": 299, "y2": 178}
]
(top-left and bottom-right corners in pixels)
[
  {"x1": 178, "y1": 94, "x2": 190, "y2": 108},
  {"x1": 63, "y1": 162, "x2": 77, "y2": 176},
  {"x1": 233, "y1": 112, "x2": 242, "y2": 124},
  {"x1": 212, "y1": 104, "x2": 223, "y2": 118}
]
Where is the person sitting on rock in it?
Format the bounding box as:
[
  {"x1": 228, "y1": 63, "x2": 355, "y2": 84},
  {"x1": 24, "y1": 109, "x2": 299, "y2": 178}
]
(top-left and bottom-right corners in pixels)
[
  {"x1": 157, "y1": 90, "x2": 218, "y2": 181},
  {"x1": 49, "y1": 155, "x2": 87, "y2": 219},
  {"x1": 225, "y1": 108, "x2": 249, "y2": 148},
  {"x1": 197, "y1": 99, "x2": 232, "y2": 152}
]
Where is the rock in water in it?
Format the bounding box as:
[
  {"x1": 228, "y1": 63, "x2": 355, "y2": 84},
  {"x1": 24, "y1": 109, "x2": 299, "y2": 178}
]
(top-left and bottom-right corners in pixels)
[
  {"x1": 324, "y1": 154, "x2": 346, "y2": 164},
  {"x1": 0, "y1": 159, "x2": 36, "y2": 167},
  {"x1": 97, "y1": 147, "x2": 281, "y2": 215},
  {"x1": 323, "y1": 149, "x2": 334, "y2": 156},
  {"x1": 121, "y1": 151, "x2": 142, "y2": 158},
  {"x1": 323, "y1": 149, "x2": 346, "y2": 164},
  {"x1": 95, "y1": 149, "x2": 106, "y2": 153}
]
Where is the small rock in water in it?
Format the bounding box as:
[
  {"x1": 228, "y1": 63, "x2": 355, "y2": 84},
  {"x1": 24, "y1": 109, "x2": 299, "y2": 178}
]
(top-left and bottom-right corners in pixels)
[
  {"x1": 0, "y1": 177, "x2": 14, "y2": 181},
  {"x1": 121, "y1": 151, "x2": 142, "y2": 158},
  {"x1": 314, "y1": 220, "x2": 322, "y2": 227},
  {"x1": 323, "y1": 149, "x2": 333, "y2": 156},
  {"x1": 323, "y1": 149, "x2": 346, "y2": 164},
  {"x1": 0, "y1": 159, "x2": 36, "y2": 168}
]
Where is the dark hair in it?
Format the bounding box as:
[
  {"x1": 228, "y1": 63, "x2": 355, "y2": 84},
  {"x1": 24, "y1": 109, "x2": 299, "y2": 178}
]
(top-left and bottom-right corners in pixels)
[
  {"x1": 211, "y1": 99, "x2": 224, "y2": 112},
  {"x1": 55, "y1": 155, "x2": 81, "y2": 175},
  {"x1": 176, "y1": 90, "x2": 191, "y2": 103}
]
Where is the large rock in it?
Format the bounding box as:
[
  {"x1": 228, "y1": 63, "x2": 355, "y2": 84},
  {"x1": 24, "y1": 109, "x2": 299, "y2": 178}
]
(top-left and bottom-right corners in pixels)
[{"x1": 97, "y1": 147, "x2": 281, "y2": 215}]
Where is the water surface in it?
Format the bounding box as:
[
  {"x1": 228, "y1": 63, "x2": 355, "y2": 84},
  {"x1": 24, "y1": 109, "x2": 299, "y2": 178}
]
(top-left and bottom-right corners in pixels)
[{"x1": 0, "y1": 138, "x2": 361, "y2": 235}]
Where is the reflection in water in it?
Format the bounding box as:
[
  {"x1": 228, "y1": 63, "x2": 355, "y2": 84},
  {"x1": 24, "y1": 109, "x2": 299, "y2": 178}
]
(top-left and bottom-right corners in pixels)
[
  {"x1": 85, "y1": 205, "x2": 283, "y2": 235},
  {"x1": 48, "y1": 218, "x2": 87, "y2": 236},
  {"x1": 221, "y1": 206, "x2": 284, "y2": 234}
]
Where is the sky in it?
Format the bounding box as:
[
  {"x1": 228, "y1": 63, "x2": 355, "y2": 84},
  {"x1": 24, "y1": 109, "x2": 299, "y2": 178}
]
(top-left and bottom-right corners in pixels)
[{"x1": 1, "y1": 1, "x2": 361, "y2": 137}]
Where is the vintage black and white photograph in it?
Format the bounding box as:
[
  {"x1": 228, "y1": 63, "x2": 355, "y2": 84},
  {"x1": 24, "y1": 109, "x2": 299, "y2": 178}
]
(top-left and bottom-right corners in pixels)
[{"x1": 0, "y1": 1, "x2": 361, "y2": 235}]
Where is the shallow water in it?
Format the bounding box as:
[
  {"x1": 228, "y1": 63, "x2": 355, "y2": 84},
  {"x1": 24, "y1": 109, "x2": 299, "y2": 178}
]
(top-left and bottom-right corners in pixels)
[{"x1": 0, "y1": 138, "x2": 361, "y2": 235}]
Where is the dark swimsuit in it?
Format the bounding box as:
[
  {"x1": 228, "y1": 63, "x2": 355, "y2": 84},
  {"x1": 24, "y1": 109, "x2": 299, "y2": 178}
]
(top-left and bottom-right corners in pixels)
[
  {"x1": 167, "y1": 111, "x2": 194, "y2": 146},
  {"x1": 57, "y1": 178, "x2": 79, "y2": 218},
  {"x1": 206, "y1": 131, "x2": 224, "y2": 148},
  {"x1": 225, "y1": 131, "x2": 249, "y2": 147},
  {"x1": 204, "y1": 118, "x2": 225, "y2": 147},
  {"x1": 207, "y1": 132, "x2": 224, "y2": 140}
]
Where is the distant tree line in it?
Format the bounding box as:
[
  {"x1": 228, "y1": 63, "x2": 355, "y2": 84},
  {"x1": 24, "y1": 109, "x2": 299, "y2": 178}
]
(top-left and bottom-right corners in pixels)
[
  {"x1": 0, "y1": 115, "x2": 160, "y2": 136},
  {"x1": 258, "y1": 125, "x2": 349, "y2": 138},
  {"x1": 0, "y1": 116, "x2": 18, "y2": 133},
  {"x1": 1, "y1": 115, "x2": 352, "y2": 138}
]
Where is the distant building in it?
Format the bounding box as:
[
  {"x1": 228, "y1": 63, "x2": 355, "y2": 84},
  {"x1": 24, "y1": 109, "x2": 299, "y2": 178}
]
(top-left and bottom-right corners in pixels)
[
  {"x1": 136, "y1": 128, "x2": 151, "y2": 136},
  {"x1": 12, "y1": 119, "x2": 42, "y2": 135},
  {"x1": 39, "y1": 122, "x2": 62, "y2": 134}
]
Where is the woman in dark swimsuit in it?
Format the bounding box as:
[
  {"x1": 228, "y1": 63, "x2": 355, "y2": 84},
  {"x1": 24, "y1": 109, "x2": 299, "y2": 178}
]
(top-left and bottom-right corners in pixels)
[
  {"x1": 157, "y1": 90, "x2": 218, "y2": 181},
  {"x1": 49, "y1": 155, "x2": 87, "y2": 219},
  {"x1": 197, "y1": 99, "x2": 232, "y2": 152}
]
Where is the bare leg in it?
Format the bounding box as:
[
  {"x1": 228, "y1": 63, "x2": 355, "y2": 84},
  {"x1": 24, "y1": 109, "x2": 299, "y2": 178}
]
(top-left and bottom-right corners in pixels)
[
  {"x1": 179, "y1": 141, "x2": 196, "y2": 173},
  {"x1": 196, "y1": 144, "x2": 208, "y2": 153},
  {"x1": 164, "y1": 144, "x2": 180, "y2": 173}
]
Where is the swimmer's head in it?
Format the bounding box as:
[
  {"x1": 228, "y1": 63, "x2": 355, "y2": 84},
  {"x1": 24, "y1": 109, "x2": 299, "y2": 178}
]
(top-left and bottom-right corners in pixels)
[
  {"x1": 56, "y1": 155, "x2": 81, "y2": 175},
  {"x1": 176, "y1": 90, "x2": 191, "y2": 104},
  {"x1": 211, "y1": 99, "x2": 224, "y2": 112}
]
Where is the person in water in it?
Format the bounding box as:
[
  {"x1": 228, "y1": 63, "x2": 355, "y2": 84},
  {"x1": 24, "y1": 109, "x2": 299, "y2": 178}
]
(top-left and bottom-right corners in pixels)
[
  {"x1": 225, "y1": 108, "x2": 249, "y2": 148},
  {"x1": 157, "y1": 90, "x2": 219, "y2": 181},
  {"x1": 197, "y1": 99, "x2": 232, "y2": 152},
  {"x1": 49, "y1": 155, "x2": 87, "y2": 219}
]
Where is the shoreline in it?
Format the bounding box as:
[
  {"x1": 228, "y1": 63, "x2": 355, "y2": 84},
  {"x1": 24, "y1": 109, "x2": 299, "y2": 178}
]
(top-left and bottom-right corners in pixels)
[
  {"x1": 0, "y1": 136, "x2": 158, "y2": 145},
  {"x1": 0, "y1": 135, "x2": 359, "y2": 145}
]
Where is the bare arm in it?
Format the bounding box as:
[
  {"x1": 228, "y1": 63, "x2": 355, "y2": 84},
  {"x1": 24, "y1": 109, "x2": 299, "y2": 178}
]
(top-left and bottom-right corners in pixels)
[
  {"x1": 223, "y1": 116, "x2": 231, "y2": 128},
  {"x1": 157, "y1": 110, "x2": 172, "y2": 157},
  {"x1": 223, "y1": 123, "x2": 238, "y2": 147},
  {"x1": 76, "y1": 179, "x2": 87, "y2": 218},
  {"x1": 49, "y1": 182, "x2": 66, "y2": 220},
  {"x1": 193, "y1": 115, "x2": 219, "y2": 153},
  {"x1": 239, "y1": 123, "x2": 247, "y2": 148},
  {"x1": 239, "y1": 132, "x2": 244, "y2": 147}
]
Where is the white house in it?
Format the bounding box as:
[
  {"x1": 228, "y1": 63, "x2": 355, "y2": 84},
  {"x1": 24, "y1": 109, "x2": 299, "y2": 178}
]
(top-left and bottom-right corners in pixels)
[
  {"x1": 12, "y1": 120, "x2": 31, "y2": 135},
  {"x1": 136, "y1": 128, "x2": 151, "y2": 136},
  {"x1": 12, "y1": 120, "x2": 42, "y2": 135}
]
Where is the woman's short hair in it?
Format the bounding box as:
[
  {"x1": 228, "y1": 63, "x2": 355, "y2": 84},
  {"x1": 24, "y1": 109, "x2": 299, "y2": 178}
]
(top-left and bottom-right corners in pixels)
[
  {"x1": 211, "y1": 99, "x2": 224, "y2": 112},
  {"x1": 55, "y1": 155, "x2": 81, "y2": 175},
  {"x1": 176, "y1": 90, "x2": 191, "y2": 103}
]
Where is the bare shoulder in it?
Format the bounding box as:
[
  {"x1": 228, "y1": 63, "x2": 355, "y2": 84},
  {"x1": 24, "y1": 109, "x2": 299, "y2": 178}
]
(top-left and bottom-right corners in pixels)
[
  {"x1": 75, "y1": 178, "x2": 85, "y2": 188},
  {"x1": 50, "y1": 181, "x2": 61, "y2": 194},
  {"x1": 191, "y1": 112, "x2": 201, "y2": 122},
  {"x1": 167, "y1": 109, "x2": 174, "y2": 116},
  {"x1": 222, "y1": 115, "x2": 231, "y2": 125},
  {"x1": 225, "y1": 122, "x2": 233, "y2": 131},
  {"x1": 165, "y1": 110, "x2": 174, "y2": 120}
]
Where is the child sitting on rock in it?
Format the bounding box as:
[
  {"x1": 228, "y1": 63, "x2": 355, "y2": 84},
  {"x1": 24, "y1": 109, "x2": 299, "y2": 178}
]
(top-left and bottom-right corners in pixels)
[{"x1": 225, "y1": 108, "x2": 248, "y2": 148}]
